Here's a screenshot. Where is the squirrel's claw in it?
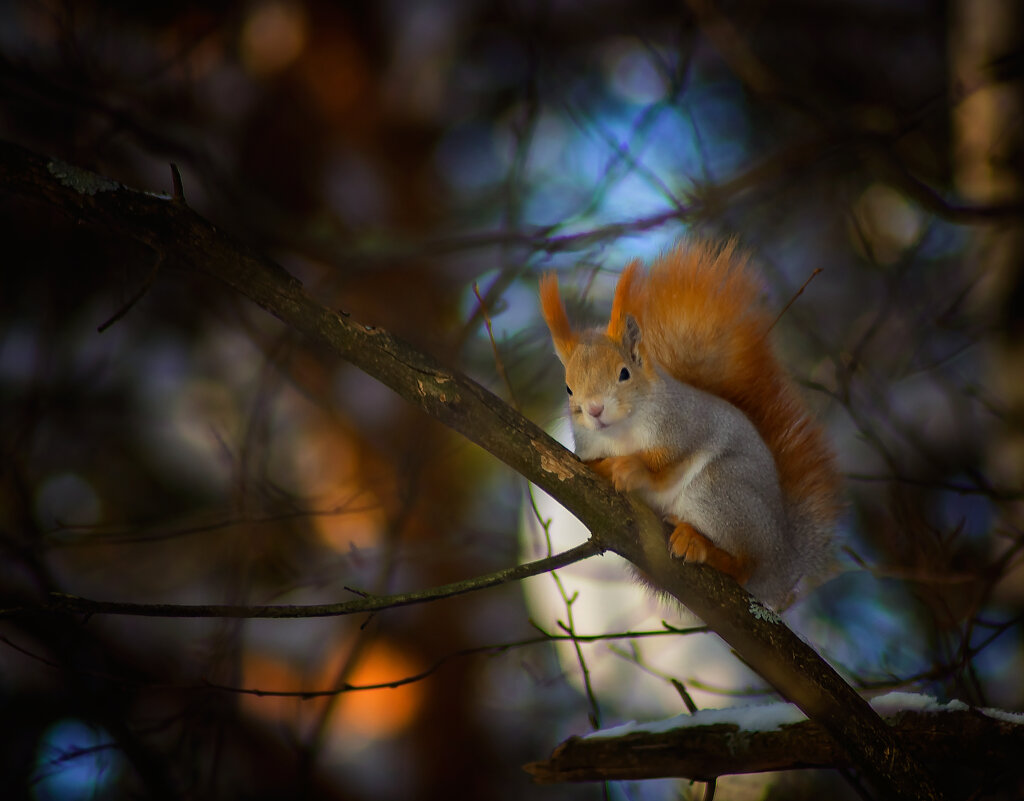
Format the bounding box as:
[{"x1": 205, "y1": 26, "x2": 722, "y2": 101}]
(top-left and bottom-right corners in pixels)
[
  {"x1": 668, "y1": 521, "x2": 710, "y2": 564},
  {"x1": 668, "y1": 519, "x2": 753, "y2": 585}
]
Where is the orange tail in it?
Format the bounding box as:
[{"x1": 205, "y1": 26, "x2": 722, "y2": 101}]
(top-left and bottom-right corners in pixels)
[{"x1": 619, "y1": 241, "x2": 841, "y2": 525}]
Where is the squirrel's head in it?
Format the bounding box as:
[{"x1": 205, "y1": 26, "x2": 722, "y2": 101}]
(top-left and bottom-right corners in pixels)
[{"x1": 539, "y1": 271, "x2": 650, "y2": 433}]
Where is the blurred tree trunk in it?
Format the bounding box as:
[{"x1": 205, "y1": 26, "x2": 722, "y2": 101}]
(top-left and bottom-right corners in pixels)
[{"x1": 951, "y1": 0, "x2": 1024, "y2": 597}]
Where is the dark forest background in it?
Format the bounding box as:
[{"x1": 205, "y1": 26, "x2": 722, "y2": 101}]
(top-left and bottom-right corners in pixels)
[{"x1": 1, "y1": 1, "x2": 1022, "y2": 799}]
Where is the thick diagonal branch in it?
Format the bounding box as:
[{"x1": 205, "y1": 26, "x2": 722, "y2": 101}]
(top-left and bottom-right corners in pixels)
[{"x1": 0, "y1": 140, "x2": 945, "y2": 801}]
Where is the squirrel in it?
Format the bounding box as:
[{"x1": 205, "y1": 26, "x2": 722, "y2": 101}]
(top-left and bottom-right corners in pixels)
[{"x1": 539, "y1": 239, "x2": 841, "y2": 608}]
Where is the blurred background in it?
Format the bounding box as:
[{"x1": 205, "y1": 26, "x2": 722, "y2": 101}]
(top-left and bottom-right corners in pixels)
[{"x1": 1, "y1": 0, "x2": 1022, "y2": 799}]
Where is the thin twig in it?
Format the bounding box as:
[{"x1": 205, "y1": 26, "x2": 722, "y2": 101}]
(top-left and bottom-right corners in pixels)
[
  {"x1": 767, "y1": 267, "x2": 822, "y2": 333},
  {"x1": 4, "y1": 539, "x2": 603, "y2": 620},
  {"x1": 1, "y1": 625, "x2": 704, "y2": 699},
  {"x1": 97, "y1": 251, "x2": 163, "y2": 333},
  {"x1": 528, "y1": 484, "x2": 604, "y2": 729},
  {"x1": 473, "y1": 282, "x2": 519, "y2": 409}
]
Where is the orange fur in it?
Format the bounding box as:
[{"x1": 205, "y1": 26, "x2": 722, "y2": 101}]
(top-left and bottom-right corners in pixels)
[
  {"x1": 586, "y1": 455, "x2": 640, "y2": 490},
  {"x1": 586, "y1": 448, "x2": 681, "y2": 492},
  {"x1": 638, "y1": 446, "x2": 675, "y2": 474},
  {"x1": 606, "y1": 259, "x2": 642, "y2": 341},
  {"x1": 668, "y1": 520, "x2": 753, "y2": 583},
  {"x1": 613, "y1": 240, "x2": 840, "y2": 527},
  {"x1": 538, "y1": 273, "x2": 578, "y2": 364}
]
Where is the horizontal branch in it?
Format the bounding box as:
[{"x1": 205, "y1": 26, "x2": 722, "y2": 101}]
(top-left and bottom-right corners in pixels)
[
  {"x1": 0, "y1": 139, "x2": 946, "y2": 801},
  {"x1": 525, "y1": 709, "x2": 1024, "y2": 792},
  {"x1": 205, "y1": 623, "x2": 707, "y2": 698},
  {"x1": 3, "y1": 539, "x2": 603, "y2": 620},
  {"x1": 1, "y1": 623, "x2": 705, "y2": 700}
]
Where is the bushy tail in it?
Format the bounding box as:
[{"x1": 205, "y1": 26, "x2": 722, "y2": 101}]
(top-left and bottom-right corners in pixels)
[{"x1": 611, "y1": 240, "x2": 841, "y2": 571}]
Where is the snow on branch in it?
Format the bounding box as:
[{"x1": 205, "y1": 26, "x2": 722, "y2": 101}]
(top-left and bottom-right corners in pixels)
[{"x1": 526, "y1": 693, "x2": 1024, "y2": 788}]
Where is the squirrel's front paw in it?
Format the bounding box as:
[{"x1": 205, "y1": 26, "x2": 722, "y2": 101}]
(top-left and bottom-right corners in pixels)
[
  {"x1": 586, "y1": 458, "x2": 616, "y2": 482},
  {"x1": 594, "y1": 455, "x2": 647, "y2": 491}
]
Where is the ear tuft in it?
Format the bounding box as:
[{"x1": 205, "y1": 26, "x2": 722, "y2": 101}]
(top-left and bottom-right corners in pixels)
[
  {"x1": 624, "y1": 315, "x2": 643, "y2": 364},
  {"x1": 607, "y1": 259, "x2": 643, "y2": 341},
  {"x1": 539, "y1": 273, "x2": 578, "y2": 365}
]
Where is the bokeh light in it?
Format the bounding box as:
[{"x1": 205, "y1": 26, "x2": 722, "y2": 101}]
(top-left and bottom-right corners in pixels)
[{"x1": 32, "y1": 720, "x2": 124, "y2": 801}]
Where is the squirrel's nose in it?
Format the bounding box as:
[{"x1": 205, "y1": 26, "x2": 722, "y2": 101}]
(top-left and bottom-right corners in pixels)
[{"x1": 587, "y1": 402, "x2": 604, "y2": 418}]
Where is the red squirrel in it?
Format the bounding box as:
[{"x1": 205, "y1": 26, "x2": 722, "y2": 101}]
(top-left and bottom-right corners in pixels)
[{"x1": 539, "y1": 240, "x2": 841, "y2": 608}]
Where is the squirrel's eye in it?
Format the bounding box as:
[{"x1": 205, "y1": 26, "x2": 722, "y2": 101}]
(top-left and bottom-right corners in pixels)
[
  {"x1": 618, "y1": 367, "x2": 630, "y2": 382},
  {"x1": 566, "y1": 385, "x2": 573, "y2": 396}
]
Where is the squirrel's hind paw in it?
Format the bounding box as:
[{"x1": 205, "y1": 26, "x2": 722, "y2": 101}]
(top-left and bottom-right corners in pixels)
[
  {"x1": 668, "y1": 521, "x2": 710, "y2": 563},
  {"x1": 668, "y1": 520, "x2": 752, "y2": 585}
]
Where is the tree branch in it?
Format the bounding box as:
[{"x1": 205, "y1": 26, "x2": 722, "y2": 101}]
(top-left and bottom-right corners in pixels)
[
  {"x1": 525, "y1": 708, "x2": 1024, "y2": 794},
  {"x1": 2, "y1": 540, "x2": 603, "y2": 619},
  {"x1": 0, "y1": 140, "x2": 947, "y2": 801}
]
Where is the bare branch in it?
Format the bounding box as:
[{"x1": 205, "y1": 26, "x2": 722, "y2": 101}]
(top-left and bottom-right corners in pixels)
[
  {"x1": 1, "y1": 625, "x2": 707, "y2": 699},
  {"x1": 4, "y1": 539, "x2": 603, "y2": 620},
  {"x1": 206, "y1": 625, "x2": 708, "y2": 698}
]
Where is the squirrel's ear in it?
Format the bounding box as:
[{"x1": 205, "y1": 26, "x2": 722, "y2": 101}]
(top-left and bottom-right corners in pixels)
[
  {"x1": 539, "y1": 273, "x2": 577, "y2": 365},
  {"x1": 623, "y1": 315, "x2": 643, "y2": 364},
  {"x1": 607, "y1": 259, "x2": 642, "y2": 341}
]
